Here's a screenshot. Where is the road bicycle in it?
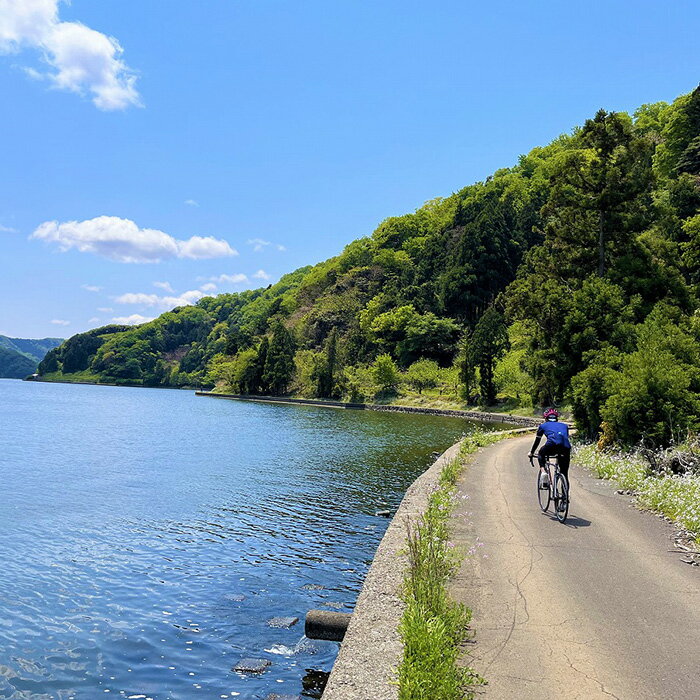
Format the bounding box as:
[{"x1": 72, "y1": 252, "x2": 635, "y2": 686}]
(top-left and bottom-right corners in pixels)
[{"x1": 530, "y1": 454, "x2": 569, "y2": 523}]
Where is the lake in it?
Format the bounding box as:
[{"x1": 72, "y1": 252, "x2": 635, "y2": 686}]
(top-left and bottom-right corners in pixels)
[{"x1": 0, "y1": 379, "x2": 488, "y2": 699}]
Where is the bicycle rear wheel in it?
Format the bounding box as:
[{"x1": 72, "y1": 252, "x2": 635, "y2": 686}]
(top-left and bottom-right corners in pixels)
[
  {"x1": 537, "y1": 469, "x2": 550, "y2": 512},
  {"x1": 554, "y1": 474, "x2": 569, "y2": 523}
]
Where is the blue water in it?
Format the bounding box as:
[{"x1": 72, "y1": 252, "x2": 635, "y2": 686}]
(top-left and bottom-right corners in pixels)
[{"x1": 0, "y1": 380, "x2": 481, "y2": 699}]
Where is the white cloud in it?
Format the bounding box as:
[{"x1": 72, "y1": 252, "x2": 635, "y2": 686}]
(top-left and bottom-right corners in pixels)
[
  {"x1": 0, "y1": 223, "x2": 17, "y2": 233},
  {"x1": 0, "y1": 0, "x2": 141, "y2": 110},
  {"x1": 31, "y1": 216, "x2": 237, "y2": 263},
  {"x1": 247, "y1": 238, "x2": 269, "y2": 252},
  {"x1": 88, "y1": 316, "x2": 99, "y2": 323},
  {"x1": 115, "y1": 289, "x2": 205, "y2": 309},
  {"x1": 209, "y1": 273, "x2": 248, "y2": 285},
  {"x1": 112, "y1": 313, "x2": 153, "y2": 325},
  {"x1": 200, "y1": 282, "x2": 217, "y2": 293},
  {"x1": 50, "y1": 318, "x2": 69, "y2": 326},
  {"x1": 97, "y1": 306, "x2": 113, "y2": 313},
  {"x1": 81, "y1": 283, "x2": 102, "y2": 292},
  {"x1": 153, "y1": 280, "x2": 174, "y2": 293},
  {"x1": 252, "y1": 269, "x2": 271, "y2": 281},
  {"x1": 247, "y1": 238, "x2": 286, "y2": 252},
  {"x1": 184, "y1": 199, "x2": 199, "y2": 207}
]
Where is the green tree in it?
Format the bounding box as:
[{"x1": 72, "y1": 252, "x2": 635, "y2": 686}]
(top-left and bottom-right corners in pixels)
[
  {"x1": 470, "y1": 308, "x2": 509, "y2": 403},
  {"x1": 406, "y1": 359, "x2": 439, "y2": 394},
  {"x1": 315, "y1": 328, "x2": 339, "y2": 397},
  {"x1": 372, "y1": 353, "x2": 400, "y2": 391},
  {"x1": 600, "y1": 309, "x2": 700, "y2": 446},
  {"x1": 263, "y1": 322, "x2": 296, "y2": 395}
]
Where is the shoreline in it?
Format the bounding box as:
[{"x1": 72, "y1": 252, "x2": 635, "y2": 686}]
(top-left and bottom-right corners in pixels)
[
  {"x1": 195, "y1": 390, "x2": 539, "y2": 426},
  {"x1": 27, "y1": 378, "x2": 539, "y2": 426}
]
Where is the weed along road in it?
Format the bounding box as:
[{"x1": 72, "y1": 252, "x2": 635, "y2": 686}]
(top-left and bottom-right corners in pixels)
[{"x1": 450, "y1": 436, "x2": 700, "y2": 700}]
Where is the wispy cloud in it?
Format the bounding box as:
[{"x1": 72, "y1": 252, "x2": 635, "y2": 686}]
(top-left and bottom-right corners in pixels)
[
  {"x1": 247, "y1": 238, "x2": 286, "y2": 253},
  {"x1": 81, "y1": 284, "x2": 102, "y2": 293},
  {"x1": 200, "y1": 282, "x2": 217, "y2": 293},
  {"x1": 0, "y1": 223, "x2": 17, "y2": 233},
  {"x1": 0, "y1": 0, "x2": 141, "y2": 110},
  {"x1": 31, "y1": 216, "x2": 237, "y2": 263},
  {"x1": 112, "y1": 314, "x2": 153, "y2": 325},
  {"x1": 88, "y1": 316, "x2": 100, "y2": 323},
  {"x1": 184, "y1": 199, "x2": 199, "y2": 207},
  {"x1": 114, "y1": 289, "x2": 205, "y2": 309},
  {"x1": 97, "y1": 307, "x2": 113, "y2": 313},
  {"x1": 153, "y1": 281, "x2": 174, "y2": 293},
  {"x1": 252, "y1": 269, "x2": 271, "y2": 281},
  {"x1": 209, "y1": 273, "x2": 248, "y2": 285},
  {"x1": 50, "y1": 318, "x2": 69, "y2": 326}
]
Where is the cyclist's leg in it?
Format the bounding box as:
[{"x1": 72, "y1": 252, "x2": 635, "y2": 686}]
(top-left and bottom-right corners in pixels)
[
  {"x1": 538, "y1": 443, "x2": 554, "y2": 485},
  {"x1": 558, "y1": 448, "x2": 571, "y2": 494}
]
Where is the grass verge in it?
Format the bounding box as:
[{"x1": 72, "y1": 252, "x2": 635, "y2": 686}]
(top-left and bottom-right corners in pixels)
[
  {"x1": 575, "y1": 443, "x2": 700, "y2": 545},
  {"x1": 397, "y1": 430, "x2": 504, "y2": 700}
]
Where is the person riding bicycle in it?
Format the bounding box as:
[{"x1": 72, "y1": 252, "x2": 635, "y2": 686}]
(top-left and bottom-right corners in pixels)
[{"x1": 529, "y1": 408, "x2": 571, "y2": 486}]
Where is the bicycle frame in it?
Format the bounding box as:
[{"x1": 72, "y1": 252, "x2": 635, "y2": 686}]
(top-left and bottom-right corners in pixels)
[{"x1": 530, "y1": 454, "x2": 569, "y2": 522}]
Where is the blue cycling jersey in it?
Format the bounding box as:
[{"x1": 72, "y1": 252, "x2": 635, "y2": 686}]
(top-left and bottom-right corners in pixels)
[{"x1": 537, "y1": 420, "x2": 571, "y2": 449}]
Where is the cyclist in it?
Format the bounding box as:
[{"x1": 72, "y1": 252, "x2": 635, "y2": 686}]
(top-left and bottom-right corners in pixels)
[{"x1": 529, "y1": 408, "x2": 571, "y2": 488}]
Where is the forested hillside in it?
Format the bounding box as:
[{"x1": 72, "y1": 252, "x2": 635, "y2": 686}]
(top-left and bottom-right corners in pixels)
[
  {"x1": 40, "y1": 86, "x2": 700, "y2": 445},
  {"x1": 0, "y1": 335, "x2": 63, "y2": 378}
]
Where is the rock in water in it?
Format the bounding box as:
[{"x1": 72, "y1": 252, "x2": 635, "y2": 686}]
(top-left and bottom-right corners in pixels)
[
  {"x1": 375, "y1": 509, "x2": 392, "y2": 517},
  {"x1": 267, "y1": 616, "x2": 299, "y2": 629},
  {"x1": 224, "y1": 593, "x2": 246, "y2": 602},
  {"x1": 233, "y1": 657, "x2": 271, "y2": 674},
  {"x1": 264, "y1": 695, "x2": 300, "y2": 700}
]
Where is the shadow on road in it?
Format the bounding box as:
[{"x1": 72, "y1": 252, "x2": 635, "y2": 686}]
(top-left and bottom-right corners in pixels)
[
  {"x1": 563, "y1": 515, "x2": 592, "y2": 528},
  {"x1": 541, "y1": 511, "x2": 592, "y2": 527}
]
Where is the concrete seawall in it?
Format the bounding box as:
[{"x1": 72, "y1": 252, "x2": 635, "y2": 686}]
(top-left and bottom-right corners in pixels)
[
  {"x1": 194, "y1": 391, "x2": 539, "y2": 427},
  {"x1": 321, "y1": 439, "x2": 465, "y2": 700}
]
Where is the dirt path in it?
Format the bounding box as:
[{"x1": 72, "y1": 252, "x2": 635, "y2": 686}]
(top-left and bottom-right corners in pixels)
[{"x1": 450, "y1": 436, "x2": 700, "y2": 699}]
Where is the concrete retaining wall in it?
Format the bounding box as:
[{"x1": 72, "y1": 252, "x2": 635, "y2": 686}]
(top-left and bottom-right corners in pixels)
[
  {"x1": 195, "y1": 391, "x2": 539, "y2": 426},
  {"x1": 321, "y1": 439, "x2": 465, "y2": 700}
]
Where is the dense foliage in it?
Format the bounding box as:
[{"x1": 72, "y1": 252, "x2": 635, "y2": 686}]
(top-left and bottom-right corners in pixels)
[{"x1": 42, "y1": 86, "x2": 700, "y2": 446}]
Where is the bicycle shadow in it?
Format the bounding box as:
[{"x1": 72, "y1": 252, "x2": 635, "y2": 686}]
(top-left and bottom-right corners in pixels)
[
  {"x1": 563, "y1": 515, "x2": 592, "y2": 528},
  {"x1": 542, "y1": 511, "x2": 592, "y2": 528}
]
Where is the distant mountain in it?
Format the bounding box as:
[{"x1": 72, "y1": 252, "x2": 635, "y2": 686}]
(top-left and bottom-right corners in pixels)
[
  {"x1": 0, "y1": 336, "x2": 64, "y2": 363},
  {"x1": 0, "y1": 336, "x2": 64, "y2": 378}
]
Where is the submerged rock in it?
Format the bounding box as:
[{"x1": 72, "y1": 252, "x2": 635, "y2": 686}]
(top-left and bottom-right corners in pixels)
[
  {"x1": 268, "y1": 616, "x2": 299, "y2": 629},
  {"x1": 224, "y1": 593, "x2": 246, "y2": 602},
  {"x1": 233, "y1": 657, "x2": 271, "y2": 674},
  {"x1": 302, "y1": 669, "x2": 330, "y2": 698}
]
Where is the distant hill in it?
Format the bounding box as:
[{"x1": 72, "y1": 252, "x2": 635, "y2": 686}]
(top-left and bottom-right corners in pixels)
[
  {"x1": 0, "y1": 336, "x2": 64, "y2": 362},
  {"x1": 0, "y1": 336, "x2": 64, "y2": 378}
]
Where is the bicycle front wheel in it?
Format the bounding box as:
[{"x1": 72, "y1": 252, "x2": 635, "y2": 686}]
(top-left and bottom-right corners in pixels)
[
  {"x1": 537, "y1": 470, "x2": 550, "y2": 512},
  {"x1": 554, "y1": 474, "x2": 569, "y2": 523}
]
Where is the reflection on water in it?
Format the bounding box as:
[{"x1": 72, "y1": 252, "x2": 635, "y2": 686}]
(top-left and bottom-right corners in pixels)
[{"x1": 0, "y1": 379, "x2": 485, "y2": 699}]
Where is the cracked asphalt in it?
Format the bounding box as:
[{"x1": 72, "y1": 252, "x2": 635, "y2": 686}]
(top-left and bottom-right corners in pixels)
[{"x1": 450, "y1": 436, "x2": 700, "y2": 699}]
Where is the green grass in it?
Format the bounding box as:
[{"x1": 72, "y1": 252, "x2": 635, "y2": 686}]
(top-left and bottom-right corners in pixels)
[
  {"x1": 575, "y1": 444, "x2": 700, "y2": 544},
  {"x1": 40, "y1": 370, "x2": 105, "y2": 384},
  {"x1": 397, "y1": 430, "x2": 504, "y2": 700}
]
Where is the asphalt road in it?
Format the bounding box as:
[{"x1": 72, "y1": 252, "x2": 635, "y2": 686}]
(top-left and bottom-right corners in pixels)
[{"x1": 450, "y1": 436, "x2": 700, "y2": 700}]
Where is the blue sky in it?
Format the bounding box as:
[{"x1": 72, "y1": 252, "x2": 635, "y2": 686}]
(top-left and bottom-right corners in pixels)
[{"x1": 1, "y1": 0, "x2": 698, "y2": 338}]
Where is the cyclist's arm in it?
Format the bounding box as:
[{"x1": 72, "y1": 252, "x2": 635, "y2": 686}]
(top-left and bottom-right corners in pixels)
[{"x1": 529, "y1": 430, "x2": 543, "y2": 457}]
